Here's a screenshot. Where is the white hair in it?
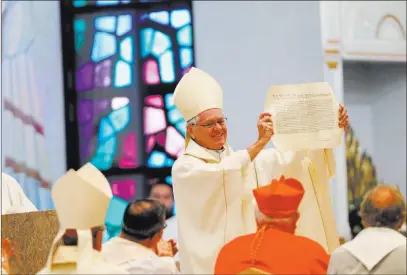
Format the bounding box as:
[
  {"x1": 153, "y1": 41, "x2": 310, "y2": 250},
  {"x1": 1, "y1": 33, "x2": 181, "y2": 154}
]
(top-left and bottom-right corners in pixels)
[
  {"x1": 186, "y1": 109, "x2": 224, "y2": 126},
  {"x1": 254, "y1": 206, "x2": 275, "y2": 224},
  {"x1": 187, "y1": 115, "x2": 200, "y2": 126},
  {"x1": 254, "y1": 205, "x2": 296, "y2": 224}
]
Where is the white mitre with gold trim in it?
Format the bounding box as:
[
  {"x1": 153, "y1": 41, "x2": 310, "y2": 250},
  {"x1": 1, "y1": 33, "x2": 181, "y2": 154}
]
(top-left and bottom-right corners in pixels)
[
  {"x1": 43, "y1": 163, "x2": 112, "y2": 271},
  {"x1": 173, "y1": 67, "x2": 223, "y2": 147}
]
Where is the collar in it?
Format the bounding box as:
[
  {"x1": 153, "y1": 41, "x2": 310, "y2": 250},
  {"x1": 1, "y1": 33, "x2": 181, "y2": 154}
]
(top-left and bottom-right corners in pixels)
[
  {"x1": 184, "y1": 139, "x2": 230, "y2": 163},
  {"x1": 342, "y1": 227, "x2": 406, "y2": 271}
]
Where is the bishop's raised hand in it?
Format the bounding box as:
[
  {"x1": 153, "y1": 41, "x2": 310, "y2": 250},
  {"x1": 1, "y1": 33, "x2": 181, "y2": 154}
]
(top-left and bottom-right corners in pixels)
[{"x1": 257, "y1": 112, "x2": 274, "y2": 143}]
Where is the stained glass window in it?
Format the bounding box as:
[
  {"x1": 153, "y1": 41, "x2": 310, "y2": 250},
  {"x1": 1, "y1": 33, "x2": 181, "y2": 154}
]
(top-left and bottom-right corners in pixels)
[
  {"x1": 74, "y1": 11, "x2": 143, "y2": 171},
  {"x1": 104, "y1": 174, "x2": 147, "y2": 240},
  {"x1": 139, "y1": 6, "x2": 194, "y2": 169},
  {"x1": 72, "y1": 0, "x2": 165, "y2": 8},
  {"x1": 68, "y1": 1, "x2": 194, "y2": 241}
]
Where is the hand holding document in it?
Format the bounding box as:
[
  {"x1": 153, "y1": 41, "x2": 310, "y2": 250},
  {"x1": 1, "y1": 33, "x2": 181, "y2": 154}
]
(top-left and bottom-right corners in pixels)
[{"x1": 264, "y1": 82, "x2": 342, "y2": 152}]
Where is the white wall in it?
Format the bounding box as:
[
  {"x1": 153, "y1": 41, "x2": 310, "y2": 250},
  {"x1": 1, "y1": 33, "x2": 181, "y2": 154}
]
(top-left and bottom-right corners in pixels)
[
  {"x1": 192, "y1": 1, "x2": 325, "y2": 149},
  {"x1": 1, "y1": 1, "x2": 66, "y2": 209},
  {"x1": 344, "y1": 62, "x2": 406, "y2": 197},
  {"x1": 29, "y1": 1, "x2": 67, "y2": 184}
]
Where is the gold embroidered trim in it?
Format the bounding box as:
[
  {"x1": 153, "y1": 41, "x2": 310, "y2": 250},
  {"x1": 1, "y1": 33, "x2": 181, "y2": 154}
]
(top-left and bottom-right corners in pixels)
[
  {"x1": 304, "y1": 149, "x2": 329, "y2": 250},
  {"x1": 222, "y1": 167, "x2": 228, "y2": 244},
  {"x1": 249, "y1": 225, "x2": 267, "y2": 266}
]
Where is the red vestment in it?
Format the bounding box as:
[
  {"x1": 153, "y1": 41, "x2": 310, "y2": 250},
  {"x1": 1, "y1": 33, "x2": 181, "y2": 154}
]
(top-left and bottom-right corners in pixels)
[{"x1": 215, "y1": 226, "x2": 330, "y2": 275}]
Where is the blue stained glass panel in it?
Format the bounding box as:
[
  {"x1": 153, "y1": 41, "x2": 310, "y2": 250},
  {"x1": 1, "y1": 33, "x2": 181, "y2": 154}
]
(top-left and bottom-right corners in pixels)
[
  {"x1": 114, "y1": 61, "x2": 132, "y2": 87},
  {"x1": 175, "y1": 121, "x2": 186, "y2": 136},
  {"x1": 168, "y1": 108, "x2": 182, "y2": 123},
  {"x1": 91, "y1": 32, "x2": 117, "y2": 62},
  {"x1": 96, "y1": 136, "x2": 117, "y2": 154},
  {"x1": 97, "y1": 0, "x2": 119, "y2": 6},
  {"x1": 165, "y1": 93, "x2": 174, "y2": 109},
  {"x1": 151, "y1": 31, "x2": 172, "y2": 56},
  {"x1": 177, "y1": 25, "x2": 192, "y2": 47},
  {"x1": 140, "y1": 28, "x2": 154, "y2": 57},
  {"x1": 74, "y1": 19, "x2": 86, "y2": 32},
  {"x1": 73, "y1": 0, "x2": 87, "y2": 7},
  {"x1": 109, "y1": 105, "x2": 130, "y2": 131},
  {"x1": 117, "y1": 15, "x2": 132, "y2": 36},
  {"x1": 159, "y1": 51, "x2": 175, "y2": 83},
  {"x1": 180, "y1": 48, "x2": 193, "y2": 69},
  {"x1": 99, "y1": 118, "x2": 115, "y2": 141},
  {"x1": 91, "y1": 154, "x2": 114, "y2": 170},
  {"x1": 149, "y1": 11, "x2": 169, "y2": 25},
  {"x1": 166, "y1": 158, "x2": 174, "y2": 166},
  {"x1": 105, "y1": 196, "x2": 128, "y2": 228},
  {"x1": 74, "y1": 19, "x2": 86, "y2": 52},
  {"x1": 170, "y1": 9, "x2": 191, "y2": 29},
  {"x1": 148, "y1": 151, "x2": 166, "y2": 167},
  {"x1": 120, "y1": 37, "x2": 133, "y2": 63},
  {"x1": 95, "y1": 16, "x2": 116, "y2": 33}
]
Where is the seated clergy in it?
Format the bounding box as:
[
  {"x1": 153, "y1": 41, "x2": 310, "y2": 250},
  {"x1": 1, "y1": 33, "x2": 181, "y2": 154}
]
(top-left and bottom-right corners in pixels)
[
  {"x1": 1, "y1": 172, "x2": 37, "y2": 214},
  {"x1": 102, "y1": 199, "x2": 179, "y2": 274},
  {"x1": 328, "y1": 184, "x2": 406, "y2": 274},
  {"x1": 215, "y1": 176, "x2": 330, "y2": 275},
  {"x1": 37, "y1": 163, "x2": 128, "y2": 274}
]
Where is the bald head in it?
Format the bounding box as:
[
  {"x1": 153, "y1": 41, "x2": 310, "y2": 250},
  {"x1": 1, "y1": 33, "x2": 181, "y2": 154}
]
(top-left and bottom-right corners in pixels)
[{"x1": 360, "y1": 184, "x2": 406, "y2": 230}]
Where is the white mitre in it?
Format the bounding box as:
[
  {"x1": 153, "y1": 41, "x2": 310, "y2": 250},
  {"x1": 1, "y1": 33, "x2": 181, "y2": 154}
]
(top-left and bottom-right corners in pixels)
[
  {"x1": 173, "y1": 67, "x2": 223, "y2": 147},
  {"x1": 43, "y1": 163, "x2": 112, "y2": 271}
]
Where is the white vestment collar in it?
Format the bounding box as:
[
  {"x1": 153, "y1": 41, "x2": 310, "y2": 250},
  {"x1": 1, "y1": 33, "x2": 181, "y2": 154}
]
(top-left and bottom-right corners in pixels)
[
  {"x1": 103, "y1": 237, "x2": 156, "y2": 265},
  {"x1": 184, "y1": 139, "x2": 230, "y2": 163},
  {"x1": 342, "y1": 227, "x2": 406, "y2": 271}
]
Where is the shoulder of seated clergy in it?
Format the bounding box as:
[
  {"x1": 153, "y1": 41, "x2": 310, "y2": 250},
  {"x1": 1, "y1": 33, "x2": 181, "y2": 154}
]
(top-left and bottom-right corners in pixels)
[
  {"x1": 1, "y1": 172, "x2": 37, "y2": 214},
  {"x1": 340, "y1": 227, "x2": 406, "y2": 271},
  {"x1": 37, "y1": 246, "x2": 128, "y2": 274}
]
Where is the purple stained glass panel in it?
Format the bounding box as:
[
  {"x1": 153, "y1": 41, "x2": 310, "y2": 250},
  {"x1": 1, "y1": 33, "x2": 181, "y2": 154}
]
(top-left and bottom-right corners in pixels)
[
  {"x1": 76, "y1": 62, "x2": 95, "y2": 91},
  {"x1": 94, "y1": 59, "x2": 113, "y2": 88},
  {"x1": 78, "y1": 99, "x2": 110, "y2": 160}
]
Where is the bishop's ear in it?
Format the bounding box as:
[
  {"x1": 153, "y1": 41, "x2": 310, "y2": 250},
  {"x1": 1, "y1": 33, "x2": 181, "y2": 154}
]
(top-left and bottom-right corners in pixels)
[{"x1": 186, "y1": 124, "x2": 195, "y2": 139}]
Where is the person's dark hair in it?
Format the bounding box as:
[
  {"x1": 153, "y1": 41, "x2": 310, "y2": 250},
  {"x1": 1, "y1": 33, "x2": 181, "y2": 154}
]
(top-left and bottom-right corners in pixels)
[
  {"x1": 360, "y1": 184, "x2": 406, "y2": 230},
  {"x1": 121, "y1": 199, "x2": 166, "y2": 241}
]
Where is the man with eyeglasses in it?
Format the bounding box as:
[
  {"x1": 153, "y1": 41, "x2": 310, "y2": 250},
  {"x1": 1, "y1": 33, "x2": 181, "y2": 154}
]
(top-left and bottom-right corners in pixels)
[
  {"x1": 172, "y1": 67, "x2": 348, "y2": 274},
  {"x1": 102, "y1": 199, "x2": 179, "y2": 274}
]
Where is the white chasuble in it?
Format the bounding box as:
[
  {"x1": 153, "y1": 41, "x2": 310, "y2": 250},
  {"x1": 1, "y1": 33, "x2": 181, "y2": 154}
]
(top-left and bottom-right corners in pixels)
[
  {"x1": 172, "y1": 140, "x2": 340, "y2": 274},
  {"x1": 255, "y1": 148, "x2": 340, "y2": 254},
  {"x1": 172, "y1": 140, "x2": 257, "y2": 274}
]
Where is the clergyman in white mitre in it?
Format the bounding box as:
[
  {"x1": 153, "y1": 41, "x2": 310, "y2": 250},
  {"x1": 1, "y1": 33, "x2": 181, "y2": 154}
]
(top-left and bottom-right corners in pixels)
[
  {"x1": 171, "y1": 67, "x2": 349, "y2": 274},
  {"x1": 1, "y1": 172, "x2": 37, "y2": 214},
  {"x1": 37, "y1": 163, "x2": 128, "y2": 274}
]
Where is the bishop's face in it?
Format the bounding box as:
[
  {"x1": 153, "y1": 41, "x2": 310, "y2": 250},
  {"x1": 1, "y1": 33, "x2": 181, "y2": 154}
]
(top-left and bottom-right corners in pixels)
[{"x1": 187, "y1": 108, "x2": 227, "y2": 150}]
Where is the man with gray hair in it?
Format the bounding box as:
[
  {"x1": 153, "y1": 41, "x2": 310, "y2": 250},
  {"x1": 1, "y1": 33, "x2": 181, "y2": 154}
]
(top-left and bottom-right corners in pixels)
[
  {"x1": 328, "y1": 184, "x2": 406, "y2": 274},
  {"x1": 172, "y1": 67, "x2": 349, "y2": 273}
]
